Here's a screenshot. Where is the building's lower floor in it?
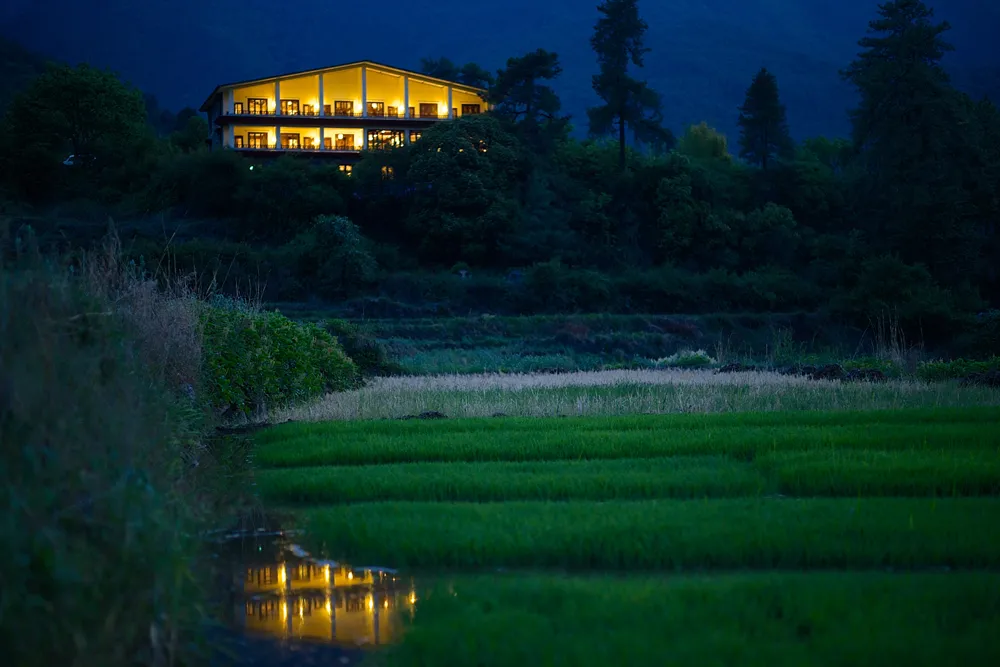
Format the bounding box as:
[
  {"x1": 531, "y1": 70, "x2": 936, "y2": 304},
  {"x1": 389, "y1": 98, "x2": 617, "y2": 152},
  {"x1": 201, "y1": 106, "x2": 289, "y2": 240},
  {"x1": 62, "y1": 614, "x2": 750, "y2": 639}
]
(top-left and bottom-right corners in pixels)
[{"x1": 222, "y1": 125, "x2": 425, "y2": 153}]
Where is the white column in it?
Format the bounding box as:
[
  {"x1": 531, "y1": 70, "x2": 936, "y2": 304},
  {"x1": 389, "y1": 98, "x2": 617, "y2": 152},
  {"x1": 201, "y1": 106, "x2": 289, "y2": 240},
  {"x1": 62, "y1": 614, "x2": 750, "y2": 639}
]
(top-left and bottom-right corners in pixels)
[
  {"x1": 319, "y1": 127, "x2": 325, "y2": 151},
  {"x1": 274, "y1": 80, "x2": 281, "y2": 115},
  {"x1": 274, "y1": 125, "x2": 280, "y2": 150},
  {"x1": 362, "y1": 130, "x2": 368, "y2": 151},
  {"x1": 224, "y1": 89, "x2": 234, "y2": 114},
  {"x1": 226, "y1": 125, "x2": 234, "y2": 148},
  {"x1": 318, "y1": 75, "x2": 325, "y2": 116},
  {"x1": 403, "y1": 76, "x2": 409, "y2": 118},
  {"x1": 361, "y1": 66, "x2": 368, "y2": 117},
  {"x1": 447, "y1": 86, "x2": 453, "y2": 118}
]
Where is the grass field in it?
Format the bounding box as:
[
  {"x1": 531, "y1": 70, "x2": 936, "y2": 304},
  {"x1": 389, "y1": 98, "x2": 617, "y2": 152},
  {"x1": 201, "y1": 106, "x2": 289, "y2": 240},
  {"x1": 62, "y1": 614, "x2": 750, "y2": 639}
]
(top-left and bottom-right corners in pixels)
[
  {"x1": 384, "y1": 573, "x2": 1000, "y2": 667},
  {"x1": 252, "y1": 402, "x2": 1000, "y2": 665},
  {"x1": 273, "y1": 369, "x2": 1000, "y2": 422}
]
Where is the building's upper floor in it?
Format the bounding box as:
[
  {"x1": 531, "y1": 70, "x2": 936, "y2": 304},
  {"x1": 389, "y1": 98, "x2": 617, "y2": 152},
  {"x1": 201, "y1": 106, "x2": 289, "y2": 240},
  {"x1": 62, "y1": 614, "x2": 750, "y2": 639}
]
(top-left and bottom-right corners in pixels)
[{"x1": 200, "y1": 60, "x2": 489, "y2": 124}]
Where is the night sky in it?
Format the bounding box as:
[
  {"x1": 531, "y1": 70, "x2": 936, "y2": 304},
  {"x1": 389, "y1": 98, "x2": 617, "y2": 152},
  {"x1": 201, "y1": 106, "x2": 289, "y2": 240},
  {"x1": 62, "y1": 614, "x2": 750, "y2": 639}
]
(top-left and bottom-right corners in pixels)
[{"x1": 2, "y1": 0, "x2": 997, "y2": 140}]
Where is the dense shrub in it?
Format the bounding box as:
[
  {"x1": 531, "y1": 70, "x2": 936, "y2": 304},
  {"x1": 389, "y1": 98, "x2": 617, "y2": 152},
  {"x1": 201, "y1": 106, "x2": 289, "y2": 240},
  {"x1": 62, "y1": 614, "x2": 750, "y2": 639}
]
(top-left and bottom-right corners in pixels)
[
  {"x1": 201, "y1": 297, "x2": 359, "y2": 417},
  {"x1": 916, "y1": 357, "x2": 1000, "y2": 382},
  {"x1": 321, "y1": 318, "x2": 404, "y2": 377},
  {"x1": 284, "y1": 214, "x2": 378, "y2": 298},
  {"x1": 654, "y1": 348, "x2": 716, "y2": 368}
]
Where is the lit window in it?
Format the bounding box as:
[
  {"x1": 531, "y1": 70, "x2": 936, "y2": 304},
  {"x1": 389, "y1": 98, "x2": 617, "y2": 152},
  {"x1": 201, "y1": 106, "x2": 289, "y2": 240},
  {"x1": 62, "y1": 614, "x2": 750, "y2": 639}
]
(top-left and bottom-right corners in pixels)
[
  {"x1": 338, "y1": 164, "x2": 353, "y2": 175},
  {"x1": 380, "y1": 165, "x2": 395, "y2": 180}
]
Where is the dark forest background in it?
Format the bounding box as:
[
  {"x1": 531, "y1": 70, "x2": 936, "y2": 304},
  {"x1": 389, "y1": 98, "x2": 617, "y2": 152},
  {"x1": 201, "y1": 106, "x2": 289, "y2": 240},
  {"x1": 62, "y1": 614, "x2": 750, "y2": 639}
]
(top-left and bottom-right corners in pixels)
[{"x1": 0, "y1": 0, "x2": 998, "y2": 357}]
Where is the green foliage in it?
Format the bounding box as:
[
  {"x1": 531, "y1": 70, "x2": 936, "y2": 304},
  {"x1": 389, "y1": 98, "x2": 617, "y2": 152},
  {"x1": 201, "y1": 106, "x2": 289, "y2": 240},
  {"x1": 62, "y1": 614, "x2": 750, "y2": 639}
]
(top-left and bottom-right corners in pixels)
[
  {"x1": 915, "y1": 357, "x2": 1000, "y2": 382},
  {"x1": 406, "y1": 114, "x2": 523, "y2": 265},
  {"x1": 2, "y1": 62, "x2": 150, "y2": 201},
  {"x1": 285, "y1": 214, "x2": 377, "y2": 298},
  {"x1": 385, "y1": 573, "x2": 1000, "y2": 667},
  {"x1": 654, "y1": 348, "x2": 715, "y2": 368},
  {"x1": 490, "y1": 49, "x2": 570, "y2": 152},
  {"x1": 1, "y1": 4, "x2": 998, "y2": 344},
  {"x1": 237, "y1": 156, "x2": 347, "y2": 238},
  {"x1": 841, "y1": 356, "x2": 902, "y2": 378},
  {"x1": 168, "y1": 112, "x2": 208, "y2": 153},
  {"x1": 258, "y1": 456, "x2": 765, "y2": 504},
  {"x1": 833, "y1": 254, "x2": 960, "y2": 333},
  {"x1": 737, "y1": 67, "x2": 794, "y2": 169},
  {"x1": 146, "y1": 147, "x2": 249, "y2": 216},
  {"x1": 419, "y1": 57, "x2": 494, "y2": 88},
  {"x1": 320, "y1": 317, "x2": 403, "y2": 377},
  {"x1": 255, "y1": 408, "x2": 1000, "y2": 467},
  {"x1": 676, "y1": 121, "x2": 732, "y2": 161},
  {"x1": 841, "y1": 1, "x2": 982, "y2": 287},
  {"x1": 199, "y1": 298, "x2": 358, "y2": 416},
  {"x1": 588, "y1": 0, "x2": 672, "y2": 167},
  {"x1": 301, "y1": 496, "x2": 1000, "y2": 569}
]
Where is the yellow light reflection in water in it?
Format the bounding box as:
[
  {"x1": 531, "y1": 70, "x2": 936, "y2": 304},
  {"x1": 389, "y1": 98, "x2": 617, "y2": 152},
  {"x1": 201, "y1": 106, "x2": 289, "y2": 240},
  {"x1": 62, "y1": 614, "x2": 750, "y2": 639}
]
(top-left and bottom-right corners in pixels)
[{"x1": 240, "y1": 557, "x2": 411, "y2": 649}]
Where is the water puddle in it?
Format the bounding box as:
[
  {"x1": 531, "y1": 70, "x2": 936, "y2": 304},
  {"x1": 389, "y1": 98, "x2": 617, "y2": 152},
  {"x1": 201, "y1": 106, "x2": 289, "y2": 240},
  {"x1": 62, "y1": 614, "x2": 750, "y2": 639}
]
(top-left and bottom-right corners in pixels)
[{"x1": 209, "y1": 522, "x2": 416, "y2": 664}]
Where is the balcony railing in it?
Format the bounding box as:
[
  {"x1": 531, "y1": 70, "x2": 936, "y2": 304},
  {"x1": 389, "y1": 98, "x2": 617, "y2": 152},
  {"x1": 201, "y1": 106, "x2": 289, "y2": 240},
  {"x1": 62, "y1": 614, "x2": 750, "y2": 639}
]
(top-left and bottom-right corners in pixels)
[
  {"x1": 235, "y1": 142, "x2": 361, "y2": 152},
  {"x1": 225, "y1": 108, "x2": 452, "y2": 120}
]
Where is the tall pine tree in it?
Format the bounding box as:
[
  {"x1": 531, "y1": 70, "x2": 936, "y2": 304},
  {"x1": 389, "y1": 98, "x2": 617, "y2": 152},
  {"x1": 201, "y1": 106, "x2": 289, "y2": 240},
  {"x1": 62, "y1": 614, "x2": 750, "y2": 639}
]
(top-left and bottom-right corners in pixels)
[
  {"x1": 737, "y1": 67, "x2": 793, "y2": 170},
  {"x1": 587, "y1": 0, "x2": 672, "y2": 170},
  {"x1": 841, "y1": 0, "x2": 978, "y2": 286}
]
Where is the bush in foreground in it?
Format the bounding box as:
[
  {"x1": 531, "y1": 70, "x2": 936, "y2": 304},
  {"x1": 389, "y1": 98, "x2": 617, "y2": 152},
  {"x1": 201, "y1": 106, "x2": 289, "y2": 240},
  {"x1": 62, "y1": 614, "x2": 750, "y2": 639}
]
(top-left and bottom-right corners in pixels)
[{"x1": 201, "y1": 297, "x2": 359, "y2": 418}]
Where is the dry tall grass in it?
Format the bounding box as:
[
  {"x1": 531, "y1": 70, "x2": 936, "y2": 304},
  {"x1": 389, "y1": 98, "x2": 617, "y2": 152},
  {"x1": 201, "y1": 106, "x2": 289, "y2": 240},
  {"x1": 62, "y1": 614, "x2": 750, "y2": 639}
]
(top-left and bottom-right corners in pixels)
[
  {"x1": 79, "y1": 230, "x2": 203, "y2": 391},
  {"x1": 275, "y1": 369, "x2": 1000, "y2": 422}
]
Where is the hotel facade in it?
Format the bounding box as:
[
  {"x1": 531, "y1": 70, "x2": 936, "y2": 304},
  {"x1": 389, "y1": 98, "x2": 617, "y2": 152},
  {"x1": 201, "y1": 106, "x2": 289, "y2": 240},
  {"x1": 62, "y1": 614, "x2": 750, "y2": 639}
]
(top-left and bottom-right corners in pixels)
[{"x1": 200, "y1": 60, "x2": 490, "y2": 169}]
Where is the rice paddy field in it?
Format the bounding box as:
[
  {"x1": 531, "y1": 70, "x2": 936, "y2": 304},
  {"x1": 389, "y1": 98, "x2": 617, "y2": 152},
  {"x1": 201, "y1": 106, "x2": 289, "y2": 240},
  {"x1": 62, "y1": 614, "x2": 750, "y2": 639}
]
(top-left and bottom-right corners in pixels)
[{"x1": 253, "y1": 372, "x2": 1000, "y2": 666}]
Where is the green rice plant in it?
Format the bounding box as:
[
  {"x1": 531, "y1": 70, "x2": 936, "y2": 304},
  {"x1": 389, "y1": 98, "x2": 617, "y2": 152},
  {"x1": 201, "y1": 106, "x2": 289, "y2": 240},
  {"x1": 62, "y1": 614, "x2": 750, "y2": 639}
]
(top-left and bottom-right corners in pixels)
[
  {"x1": 258, "y1": 406, "x2": 1000, "y2": 446},
  {"x1": 386, "y1": 572, "x2": 1000, "y2": 667},
  {"x1": 255, "y1": 457, "x2": 767, "y2": 504},
  {"x1": 757, "y1": 449, "x2": 1000, "y2": 497},
  {"x1": 298, "y1": 498, "x2": 1000, "y2": 570},
  {"x1": 254, "y1": 420, "x2": 1000, "y2": 469}
]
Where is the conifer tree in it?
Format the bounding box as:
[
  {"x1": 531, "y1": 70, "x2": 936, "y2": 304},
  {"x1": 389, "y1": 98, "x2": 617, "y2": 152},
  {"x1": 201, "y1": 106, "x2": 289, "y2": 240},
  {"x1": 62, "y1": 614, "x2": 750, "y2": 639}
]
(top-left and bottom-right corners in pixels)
[
  {"x1": 587, "y1": 0, "x2": 672, "y2": 170},
  {"x1": 840, "y1": 0, "x2": 976, "y2": 283},
  {"x1": 737, "y1": 67, "x2": 793, "y2": 170}
]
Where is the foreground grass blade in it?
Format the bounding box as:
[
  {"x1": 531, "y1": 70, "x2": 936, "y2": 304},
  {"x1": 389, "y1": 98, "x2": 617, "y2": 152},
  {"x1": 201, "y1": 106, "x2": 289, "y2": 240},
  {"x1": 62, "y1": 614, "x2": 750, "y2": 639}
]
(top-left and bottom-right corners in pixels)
[
  {"x1": 255, "y1": 421, "x2": 1000, "y2": 468},
  {"x1": 386, "y1": 572, "x2": 1000, "y2": 667},
  {"x1": 758, "y1": 449, "x2": 1000, "y2": 497},
  {"x1": 257, "y1": 406, "x2": 1000, "y2": 445},
  {"x1": 255, "y1": 457, "x2": 767, "y2": 504},
  {"x1": 297, "y1": 498, "x2": 1000, "y2": 570}
]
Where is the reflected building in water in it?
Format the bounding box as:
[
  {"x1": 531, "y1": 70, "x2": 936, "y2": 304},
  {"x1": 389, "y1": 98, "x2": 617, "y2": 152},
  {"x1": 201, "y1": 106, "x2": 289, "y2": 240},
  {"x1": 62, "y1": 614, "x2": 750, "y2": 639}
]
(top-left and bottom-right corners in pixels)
[{"x1": 224, "y1": 538, "x2": 415, "y2": 648}]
